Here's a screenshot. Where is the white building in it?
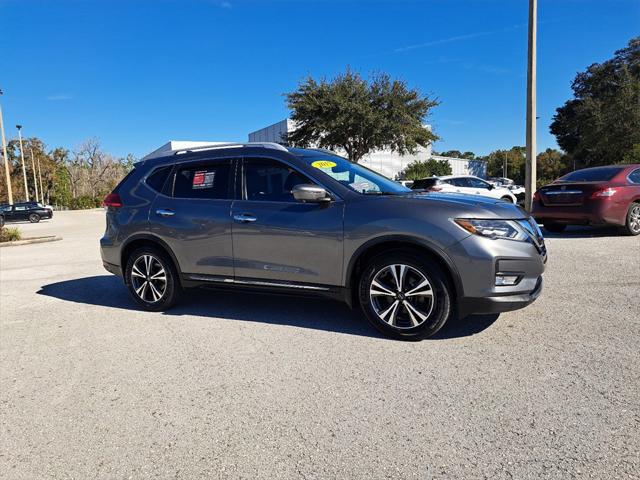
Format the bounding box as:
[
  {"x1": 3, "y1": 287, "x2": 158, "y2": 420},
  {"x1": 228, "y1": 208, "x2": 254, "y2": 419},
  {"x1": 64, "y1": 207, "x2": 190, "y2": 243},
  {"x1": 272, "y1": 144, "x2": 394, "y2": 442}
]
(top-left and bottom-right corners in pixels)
[
  {"x1": 248, "y1": 119, "x2": 486, "y2": 179},
  {"x1": 142, "y1": 141, "x2": 233, "y2": 160}
]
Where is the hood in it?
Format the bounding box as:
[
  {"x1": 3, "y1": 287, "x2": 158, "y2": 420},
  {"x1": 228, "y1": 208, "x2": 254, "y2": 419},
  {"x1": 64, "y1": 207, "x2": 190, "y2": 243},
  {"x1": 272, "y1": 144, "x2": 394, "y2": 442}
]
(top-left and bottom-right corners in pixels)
[{"x1": 399, "y1": 192, "x2": 529, "y2": 219}]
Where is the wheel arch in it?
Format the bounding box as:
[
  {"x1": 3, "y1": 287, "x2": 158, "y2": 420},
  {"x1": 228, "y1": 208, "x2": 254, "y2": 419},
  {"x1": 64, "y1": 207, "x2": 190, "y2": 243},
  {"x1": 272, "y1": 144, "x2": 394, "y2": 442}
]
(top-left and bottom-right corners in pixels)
[
  {"x1": 120, "y1": 234, "x2": 182, "y2": 285},
  {"x1": 345, "y1": 235, "x2": 463, "y2": 308}
]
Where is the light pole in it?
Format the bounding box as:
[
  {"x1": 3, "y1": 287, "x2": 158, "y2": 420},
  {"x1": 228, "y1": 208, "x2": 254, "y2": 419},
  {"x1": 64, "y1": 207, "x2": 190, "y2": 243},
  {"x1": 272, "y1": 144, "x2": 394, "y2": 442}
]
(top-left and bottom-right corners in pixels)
[
  {"x1": 0, "y1": 89, "x2": 13, "y2": 205},
  {"x1": 16, "y1": 125, "x2": 29, "y2": 201},
  {"x1": 524, "y1": 0, "x2": 537, "y2": 212},
  {"x1": 37, "y1": 154, "x2": 45, "y2": 203},
  {"x1": 30, "y1": 149, "x2": 40, "y2": 203}
]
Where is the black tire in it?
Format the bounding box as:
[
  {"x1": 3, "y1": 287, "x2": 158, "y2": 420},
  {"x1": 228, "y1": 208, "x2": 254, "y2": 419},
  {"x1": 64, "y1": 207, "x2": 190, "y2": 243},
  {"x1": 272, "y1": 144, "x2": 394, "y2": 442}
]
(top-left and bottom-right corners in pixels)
[
  {"x1": 501, "y1": 196, "x2": 515, "y2": 203},
  {"x1": 28, "y1": 213, "x2": 40, "y2": 223},
  {"x1": 358, "y1": 251, "x2": 453, "y2": 340},
  {"x1": 622, "y1": 202, "x2": 640, "y2": 236},
  {"x1": 125, "y1": 246, "x2": 182, "y2": 311},
  {"x1": 0, "y1": 216, "x2": 4, "y2": 228},
  {"x1": 543, "y1": 221, "x2": 566, "y2": 233}
]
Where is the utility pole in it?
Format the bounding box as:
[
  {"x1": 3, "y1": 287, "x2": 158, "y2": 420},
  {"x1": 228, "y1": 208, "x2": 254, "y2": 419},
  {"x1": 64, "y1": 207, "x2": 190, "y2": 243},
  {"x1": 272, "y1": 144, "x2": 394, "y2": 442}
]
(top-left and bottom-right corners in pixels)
[
  {"x1": 504, "y1": 151, "x2": 509, "y2": 179},
  {"x1": 37, "y1": 155, "x2": 45, "y2": 203},
  {"x1": 525, "y1": 0, "x2": 537, "y2": 212},
  {"x1": 30, "y1": 149, "x2": 40, "y2": 203},
  {"x1": 0, "y1": 89, "x2": 13, "y2": 205},
  {"x1": 16, "y1": 125, "x2": 29, "y2": 202}
]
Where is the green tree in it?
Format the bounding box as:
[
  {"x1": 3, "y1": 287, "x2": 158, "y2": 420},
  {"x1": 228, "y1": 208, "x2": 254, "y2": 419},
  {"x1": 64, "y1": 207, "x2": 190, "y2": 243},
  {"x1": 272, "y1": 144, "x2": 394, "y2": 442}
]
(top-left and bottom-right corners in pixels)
[
  {"x1": 285, "y1": 69, "x2": 438, "y2": 162},
  {"x1": 398, "y1": 158, "x2": 452, "y2": 180},
  {"x1": 550, "y1": 37, "x2": 640, "y2": 167},
  {"x1": 437, "y1": 150, "x2": 476, "y2": 159},
  {"x1": 484, "y1": 146, "x2": 526, "y2": 184},
  {"x1": 537, "y1": 148, "x2": 572, "y2": 186}
]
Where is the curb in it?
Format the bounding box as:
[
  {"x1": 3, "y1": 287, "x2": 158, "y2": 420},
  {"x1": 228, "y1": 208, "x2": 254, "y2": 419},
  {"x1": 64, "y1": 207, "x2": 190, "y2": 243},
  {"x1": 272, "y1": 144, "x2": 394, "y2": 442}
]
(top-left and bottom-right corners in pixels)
[{"x1": 0, "y1": 236, "x2": 63, "y2": 248}]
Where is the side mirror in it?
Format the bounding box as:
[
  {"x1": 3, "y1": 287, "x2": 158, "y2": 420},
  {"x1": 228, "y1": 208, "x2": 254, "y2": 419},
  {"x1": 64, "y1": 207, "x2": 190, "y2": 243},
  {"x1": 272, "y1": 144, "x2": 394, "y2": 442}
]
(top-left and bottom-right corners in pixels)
[
  {"x1": 292, "y1": 184, "x2": 331, "y2": 203},
  {"x1": 487, "y1": 184, "x2": 494, "y2": 190}
]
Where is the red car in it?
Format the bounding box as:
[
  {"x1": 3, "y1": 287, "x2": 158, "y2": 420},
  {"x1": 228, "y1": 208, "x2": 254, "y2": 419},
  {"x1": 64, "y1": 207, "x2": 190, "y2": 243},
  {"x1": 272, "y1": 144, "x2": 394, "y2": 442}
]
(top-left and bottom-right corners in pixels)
[{"x1": 532, "y1": 164, "x2": 640, "y2": 235}]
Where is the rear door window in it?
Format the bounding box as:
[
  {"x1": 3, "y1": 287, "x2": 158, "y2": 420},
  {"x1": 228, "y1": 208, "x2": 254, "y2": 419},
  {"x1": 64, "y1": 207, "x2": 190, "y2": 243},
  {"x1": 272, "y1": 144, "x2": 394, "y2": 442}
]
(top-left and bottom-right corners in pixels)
[
  {"x1": 467, "y1": 177, "x2": 490, "y2": 189},
  {"x1": 173, "y1": 160, "x2": 233, "y2": 199},
  {"x1": 628, "y1": 169, "x2": 640, "y2": 184},
  {"x1": 450, "y1": 178, "x2": 471, "y2": 187}
]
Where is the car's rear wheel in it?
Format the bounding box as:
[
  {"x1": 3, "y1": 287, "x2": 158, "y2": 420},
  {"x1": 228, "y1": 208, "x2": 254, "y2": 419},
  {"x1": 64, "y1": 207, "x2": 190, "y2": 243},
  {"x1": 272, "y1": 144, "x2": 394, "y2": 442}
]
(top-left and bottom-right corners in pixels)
[
  {"x1": 501, "y1": 195, "x2": 514, "y2": 203},
  {"x1": 623, "y1": 202, "x2": 640, "y2": 236},
  {"x1": 125, "y1": 246, "x2": 181, "y2": 311},
  {"x1": 28, "y1": 213, "x2": 40, "y2": 223},
  {"x1": 358, "y1": 252, "x2": 452, "y2": 340},
  {"x1": 543, "y1": 221, "x2": 566, "y2": 233}
]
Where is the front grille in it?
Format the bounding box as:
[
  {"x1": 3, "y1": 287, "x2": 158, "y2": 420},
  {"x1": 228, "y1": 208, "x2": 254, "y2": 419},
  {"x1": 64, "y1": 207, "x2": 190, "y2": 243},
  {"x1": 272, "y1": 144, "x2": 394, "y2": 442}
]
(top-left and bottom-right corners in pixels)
[{"x1": 540, "y1": 189, "x2": 583, "y2": 206}]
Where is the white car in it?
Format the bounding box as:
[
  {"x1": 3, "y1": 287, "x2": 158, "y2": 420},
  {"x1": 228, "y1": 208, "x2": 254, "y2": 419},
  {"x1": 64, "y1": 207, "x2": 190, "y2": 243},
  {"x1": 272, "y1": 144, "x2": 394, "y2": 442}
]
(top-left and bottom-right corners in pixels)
[{"x1": 435, "y1": 175, "x2": 517, "y2": 203}]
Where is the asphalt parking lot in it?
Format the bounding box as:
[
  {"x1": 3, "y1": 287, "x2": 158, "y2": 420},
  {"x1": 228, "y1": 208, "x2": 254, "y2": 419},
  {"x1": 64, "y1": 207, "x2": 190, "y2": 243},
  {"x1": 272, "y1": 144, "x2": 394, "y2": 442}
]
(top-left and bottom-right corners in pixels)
[{"x1": 1, "y1": 209, "x2": 639, "y2": 479}]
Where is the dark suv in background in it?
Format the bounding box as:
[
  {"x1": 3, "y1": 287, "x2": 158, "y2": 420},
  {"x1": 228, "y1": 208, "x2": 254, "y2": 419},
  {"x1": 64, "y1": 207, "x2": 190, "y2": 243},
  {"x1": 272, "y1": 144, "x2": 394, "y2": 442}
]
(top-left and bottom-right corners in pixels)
[{"x1": 100, "y1": 143, "x2": 546, "y2": 340}]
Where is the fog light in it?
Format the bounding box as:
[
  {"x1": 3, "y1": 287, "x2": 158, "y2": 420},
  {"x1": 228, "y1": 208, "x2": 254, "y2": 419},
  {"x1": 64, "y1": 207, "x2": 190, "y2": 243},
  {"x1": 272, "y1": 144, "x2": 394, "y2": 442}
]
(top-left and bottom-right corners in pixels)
[{"x1": 495, "y1": 275, "x2": 520, "y2": 286}]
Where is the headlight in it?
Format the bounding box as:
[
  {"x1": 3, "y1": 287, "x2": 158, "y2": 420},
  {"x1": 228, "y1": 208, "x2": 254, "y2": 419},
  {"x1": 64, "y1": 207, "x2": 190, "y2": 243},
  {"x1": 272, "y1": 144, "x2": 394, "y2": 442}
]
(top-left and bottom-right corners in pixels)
[{"x1": 454, "y1": 218, "x2": 528, "y2": 241}]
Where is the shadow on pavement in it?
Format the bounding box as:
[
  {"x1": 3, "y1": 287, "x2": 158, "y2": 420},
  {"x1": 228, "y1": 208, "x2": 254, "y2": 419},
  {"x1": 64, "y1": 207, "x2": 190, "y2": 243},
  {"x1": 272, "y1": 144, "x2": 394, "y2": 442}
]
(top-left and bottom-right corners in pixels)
[
  {"x1": 37, "y1": 275, "x2": 500, "y2": 341},
  {"x1": 540, "y1": 225, "x2": 623, "y2": 239}
]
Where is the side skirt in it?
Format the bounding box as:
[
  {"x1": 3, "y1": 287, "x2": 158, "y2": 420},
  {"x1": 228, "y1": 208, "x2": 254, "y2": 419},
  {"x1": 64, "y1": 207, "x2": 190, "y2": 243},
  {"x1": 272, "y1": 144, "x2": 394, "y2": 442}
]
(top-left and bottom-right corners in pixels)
[{"x1": 180, "y1": 273, "x2": 351, "y2": 306}]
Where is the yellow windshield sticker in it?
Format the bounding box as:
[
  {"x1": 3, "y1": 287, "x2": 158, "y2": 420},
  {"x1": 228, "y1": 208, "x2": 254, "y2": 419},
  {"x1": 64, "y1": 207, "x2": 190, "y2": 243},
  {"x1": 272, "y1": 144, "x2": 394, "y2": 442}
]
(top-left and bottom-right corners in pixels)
[{"x1": 311, "y1": 160, "x2": 337, "y2": 169}]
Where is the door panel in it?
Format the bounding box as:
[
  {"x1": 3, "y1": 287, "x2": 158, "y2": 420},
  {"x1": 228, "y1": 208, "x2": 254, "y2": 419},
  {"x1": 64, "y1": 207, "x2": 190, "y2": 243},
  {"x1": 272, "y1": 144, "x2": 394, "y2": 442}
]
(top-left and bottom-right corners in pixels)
[
  {"x1": 148, "y1": 159, "x2": 235, "y2": 278},
  {"x1": 231, "y1": 200, "x2": 344, "y2": 285},
  {"x1": 231, "y1": 157, "x2": 344, "y2": 286}
]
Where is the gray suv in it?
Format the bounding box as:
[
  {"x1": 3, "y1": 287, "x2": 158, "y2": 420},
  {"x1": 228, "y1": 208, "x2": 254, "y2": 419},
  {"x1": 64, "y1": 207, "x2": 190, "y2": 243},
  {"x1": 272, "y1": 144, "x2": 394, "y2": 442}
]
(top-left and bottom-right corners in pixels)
[{"x1": 100, "y1": 143, "x2": 546, "y2": 340}]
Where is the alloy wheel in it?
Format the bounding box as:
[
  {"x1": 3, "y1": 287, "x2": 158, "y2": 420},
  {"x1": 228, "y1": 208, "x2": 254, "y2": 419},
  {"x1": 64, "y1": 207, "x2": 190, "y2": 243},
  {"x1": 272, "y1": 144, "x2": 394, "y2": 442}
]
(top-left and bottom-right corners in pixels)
[
  {"x1": 131, "y1": 254, "x2": 167, "y2": 303},
  {"x1": 369, "y1": 264, "x2": 435, "y2": 329},
  {"x1": 630, "y1": 204, "x2": 640, "y2": 234}
]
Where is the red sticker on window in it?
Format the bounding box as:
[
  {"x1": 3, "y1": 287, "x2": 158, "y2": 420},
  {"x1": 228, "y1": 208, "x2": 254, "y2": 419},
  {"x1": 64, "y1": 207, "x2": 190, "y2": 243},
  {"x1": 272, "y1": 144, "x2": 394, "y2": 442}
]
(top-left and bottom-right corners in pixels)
[{"x1": 193, "y1": 171, "x2": 206, "y2": 186}]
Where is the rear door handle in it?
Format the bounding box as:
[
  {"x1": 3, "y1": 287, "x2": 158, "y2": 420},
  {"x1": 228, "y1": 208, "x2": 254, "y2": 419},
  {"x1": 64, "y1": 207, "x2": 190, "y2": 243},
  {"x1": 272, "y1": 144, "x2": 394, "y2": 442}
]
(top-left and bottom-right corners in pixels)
[
  {"x1": 156, "y1": 209, "x2": 175, "y2": 217},
  {"x1": 233, "y1": 214, "x2": 257, "y2": 223}
]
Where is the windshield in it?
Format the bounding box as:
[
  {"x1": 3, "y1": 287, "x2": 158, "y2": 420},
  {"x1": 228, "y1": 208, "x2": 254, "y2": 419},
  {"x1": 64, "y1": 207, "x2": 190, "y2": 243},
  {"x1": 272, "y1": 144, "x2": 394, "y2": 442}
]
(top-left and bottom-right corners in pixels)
[
  {"x1": 559, "y1": 167, "x2": 624, "y2": 182},
  {"x1": 298, "y1": 153, "x2": 411, "y2": 195}
]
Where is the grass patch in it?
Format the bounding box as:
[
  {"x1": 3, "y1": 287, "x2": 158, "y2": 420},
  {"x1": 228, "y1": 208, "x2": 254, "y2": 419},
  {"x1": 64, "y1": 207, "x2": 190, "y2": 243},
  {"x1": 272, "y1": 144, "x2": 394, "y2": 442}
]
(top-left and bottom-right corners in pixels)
[{"x1": 0, "y1": 227, "x2": 22, "y2": 242}]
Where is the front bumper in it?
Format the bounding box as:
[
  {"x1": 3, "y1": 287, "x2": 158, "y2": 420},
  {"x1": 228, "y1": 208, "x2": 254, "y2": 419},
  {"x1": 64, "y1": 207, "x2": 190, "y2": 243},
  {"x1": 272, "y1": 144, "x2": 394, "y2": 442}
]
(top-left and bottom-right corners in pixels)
[
  {"x1": 459, "y1": 276, "x2": 543, "y2": 315},
  {"x1": 446, "y1": 232, "x2": 546, "y2": 317}
]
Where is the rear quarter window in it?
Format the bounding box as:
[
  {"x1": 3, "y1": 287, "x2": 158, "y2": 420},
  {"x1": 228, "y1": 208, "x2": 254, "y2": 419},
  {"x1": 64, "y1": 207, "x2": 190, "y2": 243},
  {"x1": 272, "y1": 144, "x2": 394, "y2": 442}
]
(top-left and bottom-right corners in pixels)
[{"x1": 145, "y1": 165, "x2": 173, "y2": 193}]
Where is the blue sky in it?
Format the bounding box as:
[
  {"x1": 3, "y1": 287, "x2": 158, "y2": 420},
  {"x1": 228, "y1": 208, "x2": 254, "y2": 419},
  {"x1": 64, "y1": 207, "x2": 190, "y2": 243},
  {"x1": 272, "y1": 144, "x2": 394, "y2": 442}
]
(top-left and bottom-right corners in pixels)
[{"x1": 1, "y1": 0, "x2": 638, "y2": 159}]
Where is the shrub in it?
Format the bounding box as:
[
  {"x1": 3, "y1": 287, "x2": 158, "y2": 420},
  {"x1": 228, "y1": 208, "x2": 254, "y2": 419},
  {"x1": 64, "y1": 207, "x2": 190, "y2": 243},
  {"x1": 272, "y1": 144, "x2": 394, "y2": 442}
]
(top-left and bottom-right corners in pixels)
[
  {"x1": 0, "y1": 227, "x2": 22, "y2": 242},
  {"x1": 398, "y1": 158, "x2": 452, "y2": 180},
  {"x1": 68, "y1": 196, "x2": 103, "y2": 210}
]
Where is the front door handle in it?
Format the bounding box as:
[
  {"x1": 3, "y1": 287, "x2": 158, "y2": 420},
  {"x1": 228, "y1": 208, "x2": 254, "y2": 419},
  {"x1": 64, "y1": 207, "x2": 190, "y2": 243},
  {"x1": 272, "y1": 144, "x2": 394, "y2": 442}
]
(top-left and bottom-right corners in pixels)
[
  {"x1": 233, "y1": 214, "x2": 257, "y2": 223},
  {"x1": 156, "y1": 209, "x2": 175, "y2": 217}
]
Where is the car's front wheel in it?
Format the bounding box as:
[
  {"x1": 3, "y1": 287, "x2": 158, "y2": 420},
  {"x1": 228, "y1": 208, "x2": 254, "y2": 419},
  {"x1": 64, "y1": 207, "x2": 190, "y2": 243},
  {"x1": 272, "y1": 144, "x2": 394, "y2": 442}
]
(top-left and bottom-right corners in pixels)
[
  {"x1": 28, "y1": 213, "x2": 40, "y2": 223},
  {"x1": 623, "y1": 202, "x2": 640, "y2": 236},
  {"x1": 125, "y1": 247, "x2": 181, "y2": 311},
  {"x1": 358, "y1": 252, "x2": 453, "y2": 340}
]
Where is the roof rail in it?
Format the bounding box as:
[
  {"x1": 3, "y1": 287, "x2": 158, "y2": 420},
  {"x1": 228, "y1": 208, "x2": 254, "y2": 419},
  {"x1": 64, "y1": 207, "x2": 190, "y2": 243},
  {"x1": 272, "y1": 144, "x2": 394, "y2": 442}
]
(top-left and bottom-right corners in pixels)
[
  {"x1": 306, "y1": 148, "x2": 336, "y2": 155},
  {"x1": 173, "y1": 142, "x2": 288, "y2": 155}
]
